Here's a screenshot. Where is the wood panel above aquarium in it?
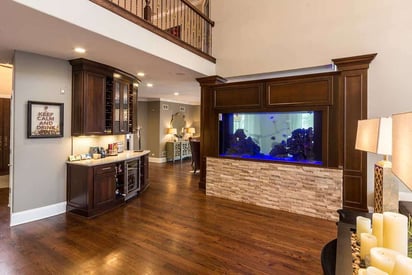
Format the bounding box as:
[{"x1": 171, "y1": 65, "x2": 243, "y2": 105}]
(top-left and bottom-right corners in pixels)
[{"x1": 197, "y1": 53, "x2": 377, "y2": 212}]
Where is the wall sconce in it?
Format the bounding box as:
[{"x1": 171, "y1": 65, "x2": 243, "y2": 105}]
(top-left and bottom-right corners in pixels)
[
  {"x1": 355, "y1": 117, "x2": 397, "y2": 212},
  {"x1": 167, "y1": 128, "x2": 177, "y2": 142},
  {"x1": 392, "y1": 112, "x2": 412, "y2": 192}
]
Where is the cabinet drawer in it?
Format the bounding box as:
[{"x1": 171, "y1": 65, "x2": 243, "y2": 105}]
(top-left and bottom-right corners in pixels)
[{"x1": 94, "y1": 164, "x2": 116, "y2": 175}]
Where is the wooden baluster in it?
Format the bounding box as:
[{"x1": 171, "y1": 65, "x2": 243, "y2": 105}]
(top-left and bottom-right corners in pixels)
[{"x1": 144, "y1": 0, "x2": 151, "y2": 22}]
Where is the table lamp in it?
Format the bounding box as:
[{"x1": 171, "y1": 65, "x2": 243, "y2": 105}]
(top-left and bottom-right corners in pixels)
[
  {"x1": 392, "y1": 112, "x2": 412, "y2": 192},
  {"x1": 355, "y1": 117, "x2": 397, "y2": 212},
  {"x1": 186, "y1": 127, "x2": 195, "y2": 138},
  {"x1": 167, "y1": 128, "x2": 177, "y2": 141}
]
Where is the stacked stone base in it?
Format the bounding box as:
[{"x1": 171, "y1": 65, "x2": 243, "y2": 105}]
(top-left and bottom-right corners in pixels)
[{"x1": 206, "y1": 157, "x2": 342, "y2": 221}]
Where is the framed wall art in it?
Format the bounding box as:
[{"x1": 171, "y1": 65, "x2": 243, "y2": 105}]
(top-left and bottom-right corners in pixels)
[{"x1": 27, "y1": 101, "x2": 64, "y2": 138}]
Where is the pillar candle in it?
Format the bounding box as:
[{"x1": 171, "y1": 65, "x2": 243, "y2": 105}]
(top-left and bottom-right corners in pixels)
[
  {"x1": 357, "y1": 216, "x2": 372, "y2": 241},
  {"x1": 372, "y1": 213, "x2": 383, "y2": 247},
  {"x1": 366, "y1": 266, "x2": 388, "y2": 275},
  {"x1": 383, "y1": 212, "x2": 408, "y2": 255},
  {"x1": 370, "y1": 247, "x2": 400, "y2": 274},
  {"x1": 361, "y1": 233, "x2": 378, "y2": 261},
  {"x1": 392, "y1": 254, "x2": 412, "y2": 275}
]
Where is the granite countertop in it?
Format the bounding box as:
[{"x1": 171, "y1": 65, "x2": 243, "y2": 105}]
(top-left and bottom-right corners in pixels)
[{"x1": 67, "y1": 150, "x2": 150, "y2": 166}]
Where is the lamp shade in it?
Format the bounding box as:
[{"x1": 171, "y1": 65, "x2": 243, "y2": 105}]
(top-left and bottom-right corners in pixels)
[
  {"x1": 392, "y1": 112, "x2": 412, "y2": 191},
  {"x1": 355, "y1": 117, "x2": 392, "y2": 156},
  {"x1": 167, "y1": 128, "x2": 177, "y2": 135},
  {"x1": 186, "y1": 127, "x2": 195, "y2": 134}
]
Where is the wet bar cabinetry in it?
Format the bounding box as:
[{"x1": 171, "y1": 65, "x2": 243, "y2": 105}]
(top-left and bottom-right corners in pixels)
[
  {"x1": 66, "y1": 151, "x2": 150, "y2": 217},
  {"x1": 70, "y1": 58, "x2": 139, "y2": 136}
]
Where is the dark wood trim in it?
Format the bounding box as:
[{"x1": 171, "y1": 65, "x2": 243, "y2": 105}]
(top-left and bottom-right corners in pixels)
[
  {"x1": 89, "y1": 0, "x2": 216, "y2": 63},
  {"x1": 197, "y1": 76, "x2": 227, "y2": 189},
  {"x1": 332, "y1": 53, "x2": 377, "y2": 70},
  {"x1": 0, "y1": 98, "x2": 10, "y2": 175},
  {"x1": 333, "y1": 53, "x2": 377, "y2": 212}
]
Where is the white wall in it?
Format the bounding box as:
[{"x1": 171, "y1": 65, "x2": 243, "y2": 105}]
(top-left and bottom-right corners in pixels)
[
  {"x1": 13, "y1": 51, "x2": 71, "y2": 213},
  {"x1": 211, "y1": 0, "x2": 412, "y2": 206}
]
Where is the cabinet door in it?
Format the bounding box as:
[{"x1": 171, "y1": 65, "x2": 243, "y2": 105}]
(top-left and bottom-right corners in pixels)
[
  {"x1": 94, "y1": 171, "x2": 116, "y2": 209},
  {"x1": 84, "y1": 71, "x2": 106, "y2": 135},
  {"x1": 113, "y1": 79, "x2": 129, "y2": 134}
]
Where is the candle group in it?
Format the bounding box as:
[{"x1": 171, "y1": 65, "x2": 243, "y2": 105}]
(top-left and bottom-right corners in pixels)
[{"x1": 356, "y1": 211, "x2": 412, "y2": 273}]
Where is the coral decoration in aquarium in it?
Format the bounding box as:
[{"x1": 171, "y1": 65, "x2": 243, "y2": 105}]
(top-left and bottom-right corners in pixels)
[{"x1": 219, "y1": 111, "x2": 322, "y2": 165}]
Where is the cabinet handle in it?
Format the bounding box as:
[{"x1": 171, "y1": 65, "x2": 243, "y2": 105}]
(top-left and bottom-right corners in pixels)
[{"x1": 101, "y1": 167, "x2": 112, "y2": 171}]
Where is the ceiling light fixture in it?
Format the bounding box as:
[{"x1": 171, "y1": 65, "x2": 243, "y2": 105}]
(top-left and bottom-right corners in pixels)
[
  {"x1": 137, "y1": 72, "x2": 145, "y2": 77},
  {"x1": 174, "y1": 92, "x2": 179, "y2": 96},
  {"x1": 74, "y1": 47, "x2": 86, "y2": 54},
  {"x1": 147, "y1": 83, "x2": 153, "y2": 87}
]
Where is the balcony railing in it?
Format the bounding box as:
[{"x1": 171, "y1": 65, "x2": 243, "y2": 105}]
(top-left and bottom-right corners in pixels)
[{"x1": 90, "y1": 0, "x2": 215, "y2": 62}]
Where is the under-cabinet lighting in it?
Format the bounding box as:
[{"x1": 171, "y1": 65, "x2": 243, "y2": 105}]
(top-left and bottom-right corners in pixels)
[
  {"x1": 113, "y1": 73, "x2": 121, "y2": 79},
  {"x1": 74, "y1": 47, "x2": 86, "y2": 54}
]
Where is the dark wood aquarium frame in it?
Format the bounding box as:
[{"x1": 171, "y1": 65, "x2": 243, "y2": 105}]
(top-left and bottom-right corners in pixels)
[{"x1": 197, "y1": 53, "x2": 377, "y2": 212}]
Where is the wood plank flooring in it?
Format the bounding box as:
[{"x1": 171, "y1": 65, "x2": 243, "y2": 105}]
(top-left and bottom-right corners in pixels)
[{"x1": 0, "y1": 161, "x2": 337, "y2": 274}]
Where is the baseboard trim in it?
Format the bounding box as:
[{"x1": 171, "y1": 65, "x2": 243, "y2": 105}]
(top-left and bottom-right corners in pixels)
[
  {"x1": 149, "y1": 157, "x2": 167, "y2": 163},
  {"x1": 10, "y1": 201, "x2": 67, "y2": 227}
]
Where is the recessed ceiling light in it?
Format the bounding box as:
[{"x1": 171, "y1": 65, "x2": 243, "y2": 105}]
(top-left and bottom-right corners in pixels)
[
  {"x1": 74, "y1": 47, "x2": 86, "y2": 54},
  {"x1": 147, "y1": 83, "x2": 153, "y2": 87},
  {"x1": 137, "y1": 72, "x2": 145, "y2": 77},
  {"x1": 174, "y1": 92, "x2": 179, "y2": 96},
  {"x1": 133, "y1": 83, "x2": 139, "y2": 87}
]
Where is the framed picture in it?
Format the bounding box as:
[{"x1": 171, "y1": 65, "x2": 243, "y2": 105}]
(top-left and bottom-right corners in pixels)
[{"x1": 27, "y1": 101, "x2": 64, "y2": 138}]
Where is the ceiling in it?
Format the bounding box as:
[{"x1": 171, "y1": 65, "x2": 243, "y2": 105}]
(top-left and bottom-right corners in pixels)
[{"x1": 0, "y1": 0, "x2": 209, "y2": 104}]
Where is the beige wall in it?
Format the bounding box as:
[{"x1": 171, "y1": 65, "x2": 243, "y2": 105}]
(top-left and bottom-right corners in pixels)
[
  {"x1": 13, "y1": 51, "x2": 72, "y2": 213},
  {"x1": 211, "y1": 0, "x2": 412, "y2": 207}
]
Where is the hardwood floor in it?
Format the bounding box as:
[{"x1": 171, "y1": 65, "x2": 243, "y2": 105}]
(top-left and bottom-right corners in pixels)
[{"x1": 0, "y1": 161, "x2": 337, "y2": 274}]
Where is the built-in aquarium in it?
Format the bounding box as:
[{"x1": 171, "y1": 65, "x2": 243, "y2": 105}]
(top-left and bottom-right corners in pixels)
[{"x1": 219, "y1": 111, "x2": 323, "y2": 165}]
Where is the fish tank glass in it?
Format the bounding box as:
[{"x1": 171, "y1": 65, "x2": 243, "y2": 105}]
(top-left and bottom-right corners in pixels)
[{"x1": 219, "y1": 111, "x2": 323, "y2": 165}]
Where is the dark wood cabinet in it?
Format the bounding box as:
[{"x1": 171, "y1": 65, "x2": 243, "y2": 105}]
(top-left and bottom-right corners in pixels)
[
  {"x1": 93, "y1": 164, "x2": 117, "y2": 209},
  {"x1": 70, "y1": 59, "x2": 139, "y2": 136},
  {"x1": 67, "y1": 162, "x2": 123, "y2": 217},
  {"x1": 140, "y1": 154, "x2": 149, "y2": 192},
  {"x1": 67, "y1": 153, "x2": 150, "y2": 217},
  {"x1": 113, "y1": 79, "x2": 130, "y2": 134}
]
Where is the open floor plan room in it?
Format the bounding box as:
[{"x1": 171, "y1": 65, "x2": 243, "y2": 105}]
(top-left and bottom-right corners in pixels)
[{"x1": 0, "y1": 161, "x2": 336, "y2": 274}]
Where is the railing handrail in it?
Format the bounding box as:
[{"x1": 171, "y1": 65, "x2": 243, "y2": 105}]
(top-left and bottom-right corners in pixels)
[
  {"x1": 90, "y1": 0, "x2": 215, "y2": 61},
  {"x1": 180, "y1": 0, "x2": 214, "y2": 26}
]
